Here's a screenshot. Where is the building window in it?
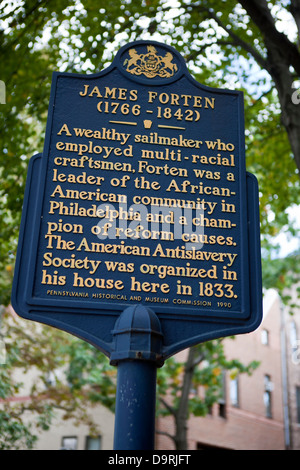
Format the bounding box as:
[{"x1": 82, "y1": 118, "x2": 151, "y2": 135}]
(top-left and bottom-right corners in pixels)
[
  {"x1": 290, "y1": 321, "x2": 298, "y2": 353},
  {"x1": 197, "y1": 441, "x2": 231, "y2": 450},
  {"x1": 45, "y1": 371, "x2": 56, "y2": 387},
  {"x1": 261, "y1": 329, "x2": 269, "y2": 345},
  {"x1": 85, "y1": 436, "x2": 102, "y2": 450},
  {"x1": 218, "y1": 371, "x2": 227, "y2": 418},
  {"x1": 296, "y1": 387, "x2": 300, "y2": 424},
  {"x1": 218, "y1": 401, "x2": 226, "y2": 418},
  {"x1": 264, "y1": 375, "x2": 273, "y2": 418},
  {"x1": 230, "y1": 376, "x2": 239, "y2": 407},
  {"x1": 61, "y1": 436, "x2": 77, "y2": 450}
]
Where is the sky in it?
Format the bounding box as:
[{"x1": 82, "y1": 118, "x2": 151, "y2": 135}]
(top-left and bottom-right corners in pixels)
[{"x1": 272, "y1": 205, "x2": 300, "y2": 257}]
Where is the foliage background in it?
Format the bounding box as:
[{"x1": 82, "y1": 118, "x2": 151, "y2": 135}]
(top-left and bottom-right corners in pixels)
[{"x1": 1, "y1": 0, "x2": 300, "y2": 449}]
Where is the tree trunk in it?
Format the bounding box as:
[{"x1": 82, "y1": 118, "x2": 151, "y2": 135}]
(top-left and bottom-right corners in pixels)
[
  {"x1": 174, "y1": 347, "x2": 196, "y2": 450},
  {"x1": 239, "y1": 0, "x2": 300, "y2": 174}
]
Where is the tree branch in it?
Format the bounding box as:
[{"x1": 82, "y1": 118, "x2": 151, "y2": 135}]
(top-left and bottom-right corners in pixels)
[
  {"x1": 290, "y1": 0, "x2": 300, "y2": 41},
  {"x1": 239, "y1": 0, "x2": 300, "y2": 76},
  {"x1": 158, "y1": 397, "x2": 176, "y2": 417},
  {"x1": 155, "y1": 429, "x2": 176, "y2": 444},
  {"x1": 208, "y1": 7, "x2": 268, "y2": 69},
  {"x1": 192, "y1": 351, "x2": 206, "y2": 369},
  {"x1": 188, "y1": 4, "x2": 268, "y2": 70}
]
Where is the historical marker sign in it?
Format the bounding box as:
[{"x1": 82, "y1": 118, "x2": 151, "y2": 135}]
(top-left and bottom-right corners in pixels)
[{"x1": 12, "y1": 41, "x2": 262, "y2": 359}]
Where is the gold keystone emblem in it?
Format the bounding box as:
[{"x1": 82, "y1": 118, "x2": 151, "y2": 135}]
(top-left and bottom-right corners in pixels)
[{"x1": 123, "y1": 45, "x2": 178, "y2": 79}]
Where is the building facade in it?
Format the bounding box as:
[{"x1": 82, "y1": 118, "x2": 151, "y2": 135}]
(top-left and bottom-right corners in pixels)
[
  {"x1": 34, "y1": 405, "x2": 115, "y2": 450},
  {"x1": 282, "y1": 284, "x2": 300, "y2": 449},
  {"x1": 156, "y1": 289, "x2": 288, "y2": 450}
]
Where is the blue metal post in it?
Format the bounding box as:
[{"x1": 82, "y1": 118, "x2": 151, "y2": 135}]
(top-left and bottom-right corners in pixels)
[
  {"x1": 110, "y1": 305, "x2": 164, "y2": 450},
  {"x1": 113, "y1": 361, "x2": 157, "y2": 450}
]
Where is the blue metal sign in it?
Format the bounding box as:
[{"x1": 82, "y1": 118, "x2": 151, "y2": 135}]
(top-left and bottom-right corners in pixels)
[{"x1": 12, "y1": 40, "x2": 262, "y2": 360}]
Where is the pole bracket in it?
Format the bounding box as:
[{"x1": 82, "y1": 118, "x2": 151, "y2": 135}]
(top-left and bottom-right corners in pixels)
[{"x1": 110, "y1": 305, "x2": 164, "y2": 367}]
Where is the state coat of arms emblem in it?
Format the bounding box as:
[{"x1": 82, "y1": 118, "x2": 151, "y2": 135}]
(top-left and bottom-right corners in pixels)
[{"x1": 123, "y1": 45, "x2": 178, "y2": 78}]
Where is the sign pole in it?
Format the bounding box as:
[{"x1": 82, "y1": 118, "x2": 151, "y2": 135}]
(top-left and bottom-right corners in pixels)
[
  {"x1": 110, "y1": 305, "x2": 164, "y2": 450},
  {"x1": 113, "y1": 361, "x2": 157, "y2": 450}
]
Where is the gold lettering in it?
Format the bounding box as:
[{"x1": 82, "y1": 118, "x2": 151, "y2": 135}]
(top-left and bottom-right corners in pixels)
[{"x1": 57, "y1": 124, "x2": 72, "y2": 136}]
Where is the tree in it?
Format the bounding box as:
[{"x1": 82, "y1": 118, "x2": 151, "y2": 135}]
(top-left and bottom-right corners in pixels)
[
  {"x1": 1, "y1": 0, "x2": 299, "y2": 293},
  {"x1": 156, "y1": 341, "x2": 259, "y2": 450},
  {"x1": 0, "y1": 305, "x2": 258, "y2": 450},
  {"x1": 0, "y1": 306, "x2": 116, "y2": 449},
  {"x1": 239, "y1": 0, "x2": 300, "y2": 172},
  {"x1": 1, "y1": 0, "x2": 299, "y2": 449}
]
